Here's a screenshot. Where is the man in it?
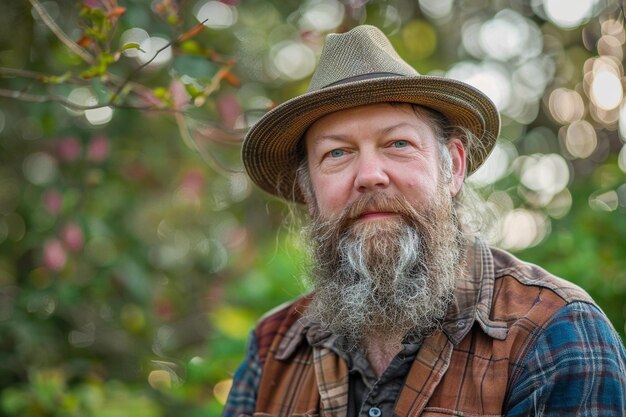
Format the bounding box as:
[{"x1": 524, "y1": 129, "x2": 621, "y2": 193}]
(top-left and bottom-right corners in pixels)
[{"x1": 224, "y1": 25, "x2": 626, "y2": 416}]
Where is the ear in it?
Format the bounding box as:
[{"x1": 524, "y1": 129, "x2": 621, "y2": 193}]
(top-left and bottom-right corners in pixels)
[{"x1": 446, "y1": 137, "x2": 466, "y2": 197}]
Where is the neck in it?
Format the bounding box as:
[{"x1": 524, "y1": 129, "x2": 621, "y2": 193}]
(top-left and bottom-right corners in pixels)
[{"x1": 363, "y1": 336, "x2": 403, "y2": 378}]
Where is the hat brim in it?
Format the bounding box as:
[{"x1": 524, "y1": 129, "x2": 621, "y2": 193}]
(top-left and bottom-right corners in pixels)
[{"x1": 242, "y1": 75, "x2": 500, "y2": 203}]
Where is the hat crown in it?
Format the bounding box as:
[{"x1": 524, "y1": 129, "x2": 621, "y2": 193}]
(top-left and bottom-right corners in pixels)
[{"x1": 307, "y1": 25, "x2": 419, "y2": 92}]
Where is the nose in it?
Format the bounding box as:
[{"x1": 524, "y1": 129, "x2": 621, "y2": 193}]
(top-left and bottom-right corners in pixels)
[{"x1": 353, "y1": 152, "x2": 390, "y2": 193}]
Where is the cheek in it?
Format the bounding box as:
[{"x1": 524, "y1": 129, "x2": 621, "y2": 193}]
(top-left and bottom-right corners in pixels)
[
  {"x1": 311, "y1": 174, "x2": 352, "y2": 215},
  {"x1": 396, "y1": 175, "x2": 440, "y2": 206}
]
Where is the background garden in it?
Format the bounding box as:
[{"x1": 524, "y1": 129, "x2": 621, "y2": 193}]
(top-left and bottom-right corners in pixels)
[{"x1": 0, "y1": 0, "x2": 625, "y2": 415}]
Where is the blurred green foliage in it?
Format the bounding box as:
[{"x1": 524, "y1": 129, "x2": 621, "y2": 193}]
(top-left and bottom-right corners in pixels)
[{"x1": 0, "y1": 0, "x2": 625, "y2": 415}]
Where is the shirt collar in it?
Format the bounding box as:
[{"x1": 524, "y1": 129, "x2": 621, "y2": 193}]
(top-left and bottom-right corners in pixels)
[{"x1": 441, "y1": 237, "x2": 508, "y2": 344}]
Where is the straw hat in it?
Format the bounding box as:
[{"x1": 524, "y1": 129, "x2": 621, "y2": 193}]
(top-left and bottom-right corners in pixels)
[{"x1": 242, "y1": 25, "x2": 500, "y2": 203}]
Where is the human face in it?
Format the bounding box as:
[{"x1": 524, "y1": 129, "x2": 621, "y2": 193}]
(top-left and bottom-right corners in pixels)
[{"x1": 304, "y1": 103, "x2": 466, "y2": 220}]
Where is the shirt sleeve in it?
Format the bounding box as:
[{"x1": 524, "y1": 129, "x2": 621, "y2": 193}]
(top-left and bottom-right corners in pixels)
[
  {"x1": 222, "y1": 330, "x2": 262, "y2": 417},
  {"x1": 505, "y1": 301, "x2": 626, "y2": 416}
]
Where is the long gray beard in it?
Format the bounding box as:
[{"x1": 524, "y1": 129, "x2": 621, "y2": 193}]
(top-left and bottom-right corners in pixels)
[{"x1": 305, "y1": 192, "x2": 464, "y2": 351}]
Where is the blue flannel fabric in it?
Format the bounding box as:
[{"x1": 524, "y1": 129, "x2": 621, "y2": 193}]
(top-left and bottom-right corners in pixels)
[
  {"x1": 222, "y1": 330, "x2": 260, "y2": 417},
  {"x1": 506, "y1": 301, "x2": 626, "y2": 416}
]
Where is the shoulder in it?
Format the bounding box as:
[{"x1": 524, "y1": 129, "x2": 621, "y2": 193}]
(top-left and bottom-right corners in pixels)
[
  {"x1": 481, "y1": 245, "x2": 603, "y2": 358},
  {"x1": 255, "y1": 295, "x2": 312, "y2": 335},
  {"x1": 253, "y1": 295, "x2": 313, "y2": 364},
  {"x1": 489, "y1": 246, "x2": 593, "y2": 305},
  {"x1": 506, "y1": 302, "x2": 626, "y2": 416},
  {"x1": 486, "y1": 246, "x2": 595, "y2": 331}
]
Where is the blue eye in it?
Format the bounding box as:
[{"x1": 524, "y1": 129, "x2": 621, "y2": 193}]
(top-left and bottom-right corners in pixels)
[
  {"x1": 393, "y1": 140, "x2": 408, "y2": 148},
  {"x1": 329, "y1": 149, "x2": 344, "y2": 158}
]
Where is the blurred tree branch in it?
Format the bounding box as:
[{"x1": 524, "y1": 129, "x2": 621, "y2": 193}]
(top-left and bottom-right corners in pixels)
[
  {"x1": 2, "y1": 0, "x2": 238, "y2": 117},
  {"x1": 28, "y1": 0, "x2": 96, "y2": 65},
  {"x1": 0, "y1": 0, "x2": 245, "y2": 178}
]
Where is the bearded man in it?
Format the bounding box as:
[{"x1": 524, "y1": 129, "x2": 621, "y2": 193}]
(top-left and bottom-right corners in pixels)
[{"x1": 223, "y1": 25, "x2": 626, "y2": 416}]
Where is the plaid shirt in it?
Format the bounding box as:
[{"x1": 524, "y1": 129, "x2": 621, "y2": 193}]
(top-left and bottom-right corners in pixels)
[{"x1": 223, "y1": 239, "x2": 626, "y2": 416}]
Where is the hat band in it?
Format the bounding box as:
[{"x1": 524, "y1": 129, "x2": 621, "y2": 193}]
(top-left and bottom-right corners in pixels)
[{"x1": 323, "y1": 72, "x2": 405, "y2": 89}]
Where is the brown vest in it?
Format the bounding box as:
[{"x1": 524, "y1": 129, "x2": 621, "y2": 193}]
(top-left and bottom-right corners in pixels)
[{"x1": 252, "y1": 243, "x2": 593, "y2": 417}]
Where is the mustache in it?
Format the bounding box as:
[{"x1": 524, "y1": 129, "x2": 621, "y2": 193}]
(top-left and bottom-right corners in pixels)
[{"x1": 340, "y1": 193, "x2": 431, "y2": 230}]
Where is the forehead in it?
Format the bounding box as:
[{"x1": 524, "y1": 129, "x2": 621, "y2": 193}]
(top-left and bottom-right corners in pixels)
[{"x1": 304, "y1": 102, "x2": 442, "y2": 143}]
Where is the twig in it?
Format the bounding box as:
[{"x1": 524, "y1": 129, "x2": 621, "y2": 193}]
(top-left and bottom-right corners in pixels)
[
  {"x1": 174, "y1": 112, "x2": 240, "y2": 175},
  {"x1": 28, "y1": 0, "x2": 95, "y2": 65},
  {"x1": 0, "y1": 67, "x2": 91, "y2": 85},
  {"x1": 0, "y1": 88, "x2": 180, "y2": 112},
  {"x1": 195, "y1": 124, "x2": 244, "y2": 146}
]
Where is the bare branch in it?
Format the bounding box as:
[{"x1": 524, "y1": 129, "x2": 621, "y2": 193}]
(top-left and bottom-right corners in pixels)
[
  {"x1": 28, "y1": 0, "x2": 95, "y2": 65},
  {"x1": 203, "y1": 64, "x2": 234, "y2": 98},
  {"x1": 0, "y1": 67, "x2": 92, "y2": 86},
  {"x1": 195, "y1": 124, "x2": 244, "y2": 146},
  {"x1": 0, "y1": 88, "x2": 180, "y2": 112},
  {"x1": 175, "y1": 112, "x2": 240, "y2": 175}
]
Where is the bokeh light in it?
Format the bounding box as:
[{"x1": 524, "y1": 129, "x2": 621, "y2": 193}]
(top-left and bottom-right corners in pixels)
[
  {"x1": 461, "y1": 19, "x2": 484, "y2": 59},
  {"x1": 597, "y1": 35, "x2": 624, "y2": 60},
  {"x1": 591, "y1": 70, "x2": 623, "y2": 111},
  {"x1": 517, "y1": 153, "x2": 570, "y2": 197},
  {"x1": 268, "y1": 41, "x2": 316, "y2": 81},
  {"x1": 479, "y1": 10, "x2": 541, "y2": 62},
  {"x1": 213, "y1": 379, "x2": 233, "y2": 405},
  {"x1": 65, "y1": 87, "x2": 113, "y2": 124},
  {"x1": 66, "y1": 87, "x2": 93, "y2": 114},
  {"x1": 137, "y1": 36, "x2": 172, "y2": 67},
  {"x1": 195, "y1": 0, "x2": 238, "y2": 29},
  {"x1": 468, "y1": 143, "x2": 517, "y2": 187},
  {"x1": 500, "y1": 209, "x2": 549, "y2": 251},
  {"x1": 546, "y1": 188, "x2": 573, "y2": 219},
  {"x1": 562, "y1": 120, "x2": 597, "y2": 158},
  {"x1": 418, "y1": 0, "x2": 453, "y2": 21},
  {"x1": 402, "y1": 20, "x2": 437, "y2": 59},
  {"x1": 543, "y1": 0, "x2": 596, "y2": 29},
  {"x1": 549, "y1": 88, "x2": 585, "y2": 124},
  {"x1": 85, "y1": 103, "x2": 114, "y2": 125},
  {"x1": 120, "y1": 28, "x2": 149, "y2": 57},
  {"x1": 447, "y1": 61, "x2": 511, "y2": 112},
  {"x1": 23, "y1": 153, "x2": 58, "y2": 186},
  {"x1": 148, "y1": 370, "x2": 172, "y2": 390},
  {"x1": 589, "y1": 190, "x2": 619, "y2": 211},
  {"x1": 298, "y1": 0, "x2": 344, "y2": 31}
]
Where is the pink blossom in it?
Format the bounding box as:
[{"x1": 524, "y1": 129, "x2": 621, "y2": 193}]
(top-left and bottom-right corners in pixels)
[
  {"x1": 43, "y1": 239, "x2": 67, "y2": 271},
  {"x1": 43, "y1": 190, "x2": 63, "y2": 216},
  {"x1": 169, "y1": 80, "x2": 190, "y2": 110},
  {"x1": 83, "y1": 0, "x2": 101, "y2": 8},
  {"x1": 217, "y1": 94, "x2": 241, "y2": 129},
  {"x1": 56, "y1": 137, "x2": 82, "y2": 161},
  {"x1": 61, "y1": 223, "x2": 84, "y2": 252},
  {"x1": 138, "y1": 90, "x2": 162, "y2": 108},
  {"x1": 87, "y1": 135, "x2": 110, "y2": 162}
]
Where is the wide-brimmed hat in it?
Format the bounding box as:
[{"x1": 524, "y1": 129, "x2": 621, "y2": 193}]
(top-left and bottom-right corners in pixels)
[{"x1": 242, "y1": 25, "x2": 500, "y2": 203}]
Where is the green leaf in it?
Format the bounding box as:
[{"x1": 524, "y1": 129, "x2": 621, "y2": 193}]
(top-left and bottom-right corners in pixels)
[
  {"x1": 184, "y1": 83, "x2": 204, "y2": 99},
  {"x1": 120, "y1": 43, "x2": 145, "y2": 53},
  {"x1": 43, "y1": 72, "x2": 72, "y2": 84}
]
